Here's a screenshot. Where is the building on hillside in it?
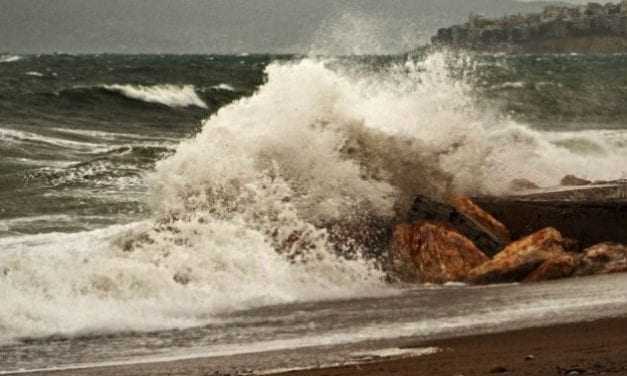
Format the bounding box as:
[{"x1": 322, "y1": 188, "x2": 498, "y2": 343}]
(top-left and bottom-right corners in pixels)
[
  {"x1": 431, "y1": 1, "x2": 627, "y2": 50},
  {"x1": 543, "y1": 5, "x2": 564, "y2": 19},
  {"x1": 586, "y1": 2, "x2": 606, "y2": 16}
]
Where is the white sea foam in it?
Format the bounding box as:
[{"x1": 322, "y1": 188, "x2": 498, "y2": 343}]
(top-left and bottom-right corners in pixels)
[
  {"x1": 211, "y1": 83, "x2": 235, "y2": 91},
  {"x1": 49, "y1": 127, "x2": 180, "y2": 144},
  {"x1": 25, "y1": 71, "x2": 44, "y2": 77},
  {"x1": 351, "y1": 347, "x2": 441, "y2": 359},
  {"x1": 2, "y1": 52, "x2": 627, "y2": 343},
  {"x1": 1, "y1": 157, "x2": 77, "y2": 168},
  {"x1": 0, "y1": 128, "x2": 108, "y2": 152},
  {"x1": 102, "y1": 84, "x2": 208, "y2": 109},
  {"x1": 151, "y1": 53, "x2": 627, "y2": 213},
  {"x1": 0, "y1": 55, "x2": 22, "y2": 63},
  {"x1": 0, "y1": 218, "x2": 388, "y2": 341},
  {"x1": 493, "y1": 81, "x2": 525, "y2": 89}
]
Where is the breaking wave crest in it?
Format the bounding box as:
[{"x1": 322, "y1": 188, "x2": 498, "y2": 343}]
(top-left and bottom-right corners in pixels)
[
  {"x1": 0, "y1": 55, "x2": 22, "y2": 63},
  {"x1": 2, "y1": 52, "x2": 626, "y2": 342},
  {"x1": 101, "y1": 84, "x2": 208, "y2": 109},
  {"x1": 151, "y1": 52, "x2": 627, "y2": 217}
]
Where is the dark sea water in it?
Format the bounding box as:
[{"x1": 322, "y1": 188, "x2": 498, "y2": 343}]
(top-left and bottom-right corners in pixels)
[
  {"x1": 1, "y1": 52, "x2": 627, "y2": 373},
  {"x1": 0, "y1": 54, "x2": 276, "y2": 235},
  {"x1": 1, "y1": 52, "x2": 627, "y2": 235}
]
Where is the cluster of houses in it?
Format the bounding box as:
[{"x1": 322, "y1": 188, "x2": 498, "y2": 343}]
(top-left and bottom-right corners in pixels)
[{"x1": 432, "y1": 1, "x2": 627, "y2": 49}]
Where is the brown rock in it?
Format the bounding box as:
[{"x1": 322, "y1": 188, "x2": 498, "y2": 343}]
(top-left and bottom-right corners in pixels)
[
  {"x1": 561, "y1": 174, "x2": 592, "y2": 186},
  {"x1": 473, "y1": 196, "x2": 627, "y2": 250},
  {"x1": 468, "y1": 227, "x2": 571, "y2": 284},
  {"x1": 575, "y1": 242, "x2": 627, "y2": 276},
  {"x1": 408, "y1": 195, "x2": 509, "y2": 256},
  {"x1": 450, "y1": 196, "x2": 511, "y2": 245},
  {"x1": 524, "y1": 254, "x2": 579, "y2": 282},
  {"x1": 390, "y1": 221, "x2": 489, "y2": 284}
]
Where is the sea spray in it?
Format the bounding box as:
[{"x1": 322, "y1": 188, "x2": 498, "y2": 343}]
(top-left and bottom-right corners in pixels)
[
  {"x1": 2, "y1": 52, "x2": 627, "y2": 343},
  {"x1": 148, "y1": 51, "x2": 627, "y2": 291}
]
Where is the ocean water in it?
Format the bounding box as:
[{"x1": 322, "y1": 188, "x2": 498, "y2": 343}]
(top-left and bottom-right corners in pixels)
[{"x1": 1, "y1": 52, "x2": 627, "y2": 373}]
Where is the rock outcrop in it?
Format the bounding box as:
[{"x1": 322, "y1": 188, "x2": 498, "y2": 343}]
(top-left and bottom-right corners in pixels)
[
  {"x1": 408, "y1": 195, "x2": 508, "y2": 256},
  {"x1": 468, "y1": 227, "x2": 572, "y2": 284},
  {"x1": 392, "y1": 193, "x2": 627, "y2": 285},
  {"x1": 575, "y1": 242, "x2": 627, "y2": 276},
  {"x1": 390, "y1": 221, "x2": 489, "y2": 283},
  {"x1": 474, "y1": 193, "x2": 627, "y2": 249}
]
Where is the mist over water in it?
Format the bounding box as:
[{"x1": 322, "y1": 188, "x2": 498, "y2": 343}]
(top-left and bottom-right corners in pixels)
[{"x1": 1, "y1": 51, "x2": 627, "y2": 350}]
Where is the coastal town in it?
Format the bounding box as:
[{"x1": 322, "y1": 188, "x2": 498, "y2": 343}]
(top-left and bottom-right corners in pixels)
[{"x1": 432, "y1": 1, "x2": 627, "y2": 51}]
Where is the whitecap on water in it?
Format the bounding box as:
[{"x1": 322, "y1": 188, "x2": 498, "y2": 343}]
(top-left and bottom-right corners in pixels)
[
  {"x1": 101, "y1": 84, "x2": 208, "y2": 109},
  {"x1": 0, "y1": 55, "x2": 22, "y2": 63},
  {"x1": 211, "y1": 83, "x2": 236, "y2": 91}
]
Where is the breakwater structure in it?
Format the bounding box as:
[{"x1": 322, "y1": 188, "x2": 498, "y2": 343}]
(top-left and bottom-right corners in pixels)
[{"x1": 432, "y1": 1, "x2": 627, "y2": 53}]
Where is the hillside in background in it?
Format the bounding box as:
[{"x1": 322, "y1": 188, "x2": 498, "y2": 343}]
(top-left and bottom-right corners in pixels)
[
  {"x1": 432, "y1": 1, "x2": 627, "y2": 53},
  {"x1": 0, "y1": 0, "x2": 563, "y2": 54}
]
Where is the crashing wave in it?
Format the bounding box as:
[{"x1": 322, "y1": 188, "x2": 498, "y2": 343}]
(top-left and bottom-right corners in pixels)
[
  {"x1": 151, "y1": 53, "x2": 627, "y2": 217},
  {"x1": 101, "y1": 84, "x2": 208, "y2": 109},
  {"x1": 2, "y1": 52, "x2": 626, "y2": 342}
]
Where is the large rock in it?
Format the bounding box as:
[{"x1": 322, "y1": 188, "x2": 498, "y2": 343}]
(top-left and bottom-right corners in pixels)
[
  {"x1": 468, "y1": 227, "x2": 572, "y2": 284},
  {"x1": 450, "y1": 196, "x2": 511, "y2": 244},
  {"x1": 408, "y1": 195, "x2": 509, "y2": 256},
  {"x1": 473, "y1": 195, "x2": 627, "y2": 249},
  {"x1": 524, "y1": 254, "x2": 579, "y2": 282},
  {"x1": 575, "y1": 242, "x2": 627, "y2": 276},
  {"x1": 390, "y1": 221, "x2": 489, "y2": 284}
]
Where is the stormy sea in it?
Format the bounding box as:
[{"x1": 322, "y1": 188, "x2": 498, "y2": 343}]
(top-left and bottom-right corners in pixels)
[{"x1": 1, "y1": 51, "x2": 627, "y2": 374}]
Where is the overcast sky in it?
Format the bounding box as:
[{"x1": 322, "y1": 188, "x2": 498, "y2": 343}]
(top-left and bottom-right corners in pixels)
[{"x1": 0, "y1": 0, "x2": 586, "y2": 54}]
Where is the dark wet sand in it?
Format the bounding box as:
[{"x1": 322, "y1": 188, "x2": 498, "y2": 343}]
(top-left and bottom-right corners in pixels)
[
  {"x1": 279, "y1": 317, "x2": 627, "y2": 376},
  {"x1": 12, "y1": 316, "x2": 627, "y2": 376}
]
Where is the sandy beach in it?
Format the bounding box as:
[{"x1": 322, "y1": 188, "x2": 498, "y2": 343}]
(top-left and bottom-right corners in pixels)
[
  {"x1": 282, "y1": 316, "x2": 627, "y2": 376},
  {"x1": 8, "y1": 316, "x2": 626, "y2": 376}
]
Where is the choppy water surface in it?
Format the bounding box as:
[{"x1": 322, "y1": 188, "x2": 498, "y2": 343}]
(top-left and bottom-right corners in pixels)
[{"x1": 1, "y1": 52, "x2": 627, "y2": 373}]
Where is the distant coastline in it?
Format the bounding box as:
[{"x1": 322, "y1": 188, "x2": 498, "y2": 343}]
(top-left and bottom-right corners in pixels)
[{"x1": 432, "y1": 1, "x2": 627, "y2": 53}]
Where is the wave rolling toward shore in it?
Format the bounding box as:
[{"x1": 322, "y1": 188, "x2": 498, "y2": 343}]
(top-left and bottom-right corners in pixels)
[{"x1": 1, "y1": 52, "x2": 627, "y2": 351}]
